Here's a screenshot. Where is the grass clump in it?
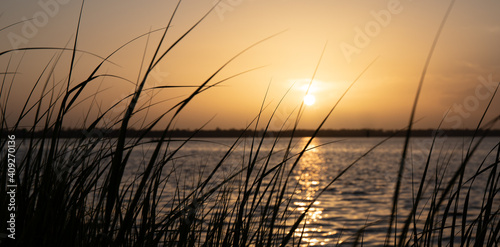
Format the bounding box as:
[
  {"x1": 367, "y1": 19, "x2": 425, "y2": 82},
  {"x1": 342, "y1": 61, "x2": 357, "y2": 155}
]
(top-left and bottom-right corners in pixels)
[{"x1": 0, "y1": 0, "x2": 499, "y2": 246}]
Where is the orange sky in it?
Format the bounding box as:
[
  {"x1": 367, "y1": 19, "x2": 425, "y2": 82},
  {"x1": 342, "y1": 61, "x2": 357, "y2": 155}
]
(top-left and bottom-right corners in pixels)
[{"x1": 1, "y1": 0, "x2": 499, "y2": 130}]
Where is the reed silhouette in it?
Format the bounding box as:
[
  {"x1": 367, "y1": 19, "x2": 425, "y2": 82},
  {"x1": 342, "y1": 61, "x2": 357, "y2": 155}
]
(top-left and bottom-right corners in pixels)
[{"x1": 1, "y1": 0, "x2": 499, "y2": 246}]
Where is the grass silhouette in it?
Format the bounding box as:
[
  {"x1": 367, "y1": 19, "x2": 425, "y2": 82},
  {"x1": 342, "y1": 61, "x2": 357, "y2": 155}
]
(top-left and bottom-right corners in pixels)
[{"x1": 1, "y1": 0, "x2": 499, "y2": 246}]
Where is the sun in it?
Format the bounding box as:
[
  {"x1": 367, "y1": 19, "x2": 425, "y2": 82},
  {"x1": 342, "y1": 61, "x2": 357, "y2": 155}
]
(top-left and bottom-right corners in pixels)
[{"x1": 303, "y1": 94, "x2": 316, "y2": 106}]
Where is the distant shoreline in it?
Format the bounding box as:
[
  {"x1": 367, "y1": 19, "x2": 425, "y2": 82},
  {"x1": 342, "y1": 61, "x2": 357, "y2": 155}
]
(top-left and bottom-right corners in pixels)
[{"x1": 5, "y1": 128, "x2": 500, "y2": 139}]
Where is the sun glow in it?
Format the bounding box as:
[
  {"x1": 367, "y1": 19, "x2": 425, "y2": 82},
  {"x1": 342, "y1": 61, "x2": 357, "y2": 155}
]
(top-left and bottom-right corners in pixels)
[{"x1": 304, "y1": 94, "x2": 316, "y2": 106}]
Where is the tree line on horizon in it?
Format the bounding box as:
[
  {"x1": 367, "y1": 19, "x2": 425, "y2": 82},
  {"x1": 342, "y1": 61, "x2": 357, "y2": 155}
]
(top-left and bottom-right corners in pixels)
[{"x1": 4, "y1": 127, "x2": 500, "y2": 139}]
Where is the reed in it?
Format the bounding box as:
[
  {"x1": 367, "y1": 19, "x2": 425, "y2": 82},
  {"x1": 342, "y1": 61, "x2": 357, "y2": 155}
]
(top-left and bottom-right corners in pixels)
[{"x1": 1, "y1": 0, "x2": 499, "y2": 246}]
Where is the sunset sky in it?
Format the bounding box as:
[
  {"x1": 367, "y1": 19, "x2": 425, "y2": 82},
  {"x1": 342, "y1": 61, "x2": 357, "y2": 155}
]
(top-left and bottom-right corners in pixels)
[{"x1": 1, "y1": 0, "x2": 499, "y2": 130}]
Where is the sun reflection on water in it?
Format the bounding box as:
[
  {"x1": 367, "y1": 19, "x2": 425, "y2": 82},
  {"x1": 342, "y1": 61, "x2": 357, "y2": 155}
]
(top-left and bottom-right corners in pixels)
[{"x1": 292, "y1": 138, "x2": 332, "y2": 246}]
